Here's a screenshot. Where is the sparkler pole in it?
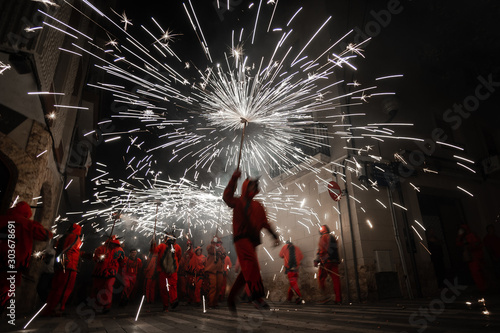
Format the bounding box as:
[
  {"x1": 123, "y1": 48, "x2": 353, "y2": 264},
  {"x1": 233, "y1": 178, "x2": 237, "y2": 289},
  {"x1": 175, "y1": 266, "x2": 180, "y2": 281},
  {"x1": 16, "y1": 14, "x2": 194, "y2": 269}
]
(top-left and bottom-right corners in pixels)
[
  {"x1": 318, "y1": 264, "x2": 343, "y2": 278},
  {"x1": 153, "y1": 201, "x2": 159, "y2": 240},
  {"x1": 135, "y1": 295, "x2": 145, "y2": 321},
  {"x1": 236, "y1": 118, "x2": 248, "y2": 170},
  {"x1": 110, "y1": 212, "x2": 120, "y2": 238}
]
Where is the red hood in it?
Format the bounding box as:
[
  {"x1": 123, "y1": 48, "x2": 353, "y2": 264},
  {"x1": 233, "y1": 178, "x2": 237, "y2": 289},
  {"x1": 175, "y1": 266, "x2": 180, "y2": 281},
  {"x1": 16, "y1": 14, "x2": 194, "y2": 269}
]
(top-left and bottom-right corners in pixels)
[
  {"x1": 9, "y1": 201, "x2": 33, "y2": 219},
  {"x1": 241, "y1": 178, "x2": 259, "y2": 199},
  {"x1": 242, "y1": 178, "x2": 250, "y2": 198},
  {"x1": 211, "y1": 236, "x2": 222, "y2": 244},
  {"x1": 70, "y1": 223, "x2": 82, "y2": 236},
  {"x1": 106, "y1": 235, "x2": 121, "y2": 245}
]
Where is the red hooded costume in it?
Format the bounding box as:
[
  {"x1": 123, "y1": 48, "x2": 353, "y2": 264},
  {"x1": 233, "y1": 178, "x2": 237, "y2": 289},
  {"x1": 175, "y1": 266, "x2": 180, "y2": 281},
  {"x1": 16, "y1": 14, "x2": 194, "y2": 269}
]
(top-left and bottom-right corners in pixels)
[
  {"x1": 43, "y1": 223, "x2": 82, "y2": 315},
  {"x1": 153, "y1": 235, "x2": 182, "y2": 311},
  {"x1": 187, "y1": 246, "x2": 205, "y2": 303},
  {"x1": 0, "y1": 201, "x2": 52, "y2": 309},
  {"x1": 223, "y1": 170, "x2": 279, "y2": 312},
  {"x1": 220, "y1": 255, "x2": 232, "y2": 300},
  {"x1": 177, "y1": 240, "x2": 193, "y2": 301},
  {"x1": 121, "y1": 250, "x2": 142, "y2": 302},
  {"x1": 143, "y1": 242, "x2": 159, "y2": 304},
  {"x1": 280, "y1": 242, "x2": 303, "y2": 302},
  {"x1": 315, "y1": 225, "x2": 341, "y2": 303},
  {"x1": 90, "y1": 236, "x2": 124, "y2": 311},
  {"x1": 205, "y1": 236, "x2": 226, "y2": 307}
]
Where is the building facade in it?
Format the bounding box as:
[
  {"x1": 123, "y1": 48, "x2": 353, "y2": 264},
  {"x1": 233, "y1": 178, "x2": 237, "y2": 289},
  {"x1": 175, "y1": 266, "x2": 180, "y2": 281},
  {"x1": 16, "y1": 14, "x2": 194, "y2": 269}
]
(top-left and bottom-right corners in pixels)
[{"x1": 0, "y1": 0, "x2": 100, "y2": 313}]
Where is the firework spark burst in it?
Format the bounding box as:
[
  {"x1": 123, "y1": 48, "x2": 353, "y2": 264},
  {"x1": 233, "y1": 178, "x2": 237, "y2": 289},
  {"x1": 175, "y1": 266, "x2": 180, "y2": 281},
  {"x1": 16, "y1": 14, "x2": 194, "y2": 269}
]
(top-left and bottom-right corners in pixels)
[{"x1": 18, "y1": 0, "x2": 482, "y2": 246}]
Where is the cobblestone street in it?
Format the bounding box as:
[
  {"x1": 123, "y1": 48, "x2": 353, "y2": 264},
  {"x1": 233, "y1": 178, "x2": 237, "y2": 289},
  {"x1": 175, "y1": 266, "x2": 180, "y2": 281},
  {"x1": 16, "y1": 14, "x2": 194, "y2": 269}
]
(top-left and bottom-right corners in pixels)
[{"x1": 2, "y1": 293, "x2": 499, "y2": 333}]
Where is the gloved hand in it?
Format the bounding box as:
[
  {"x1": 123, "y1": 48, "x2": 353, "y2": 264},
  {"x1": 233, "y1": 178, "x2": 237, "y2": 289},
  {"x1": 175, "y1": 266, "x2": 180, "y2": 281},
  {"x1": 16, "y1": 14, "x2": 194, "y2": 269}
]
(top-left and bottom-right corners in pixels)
[
  {"x1": 313, "y1": 259, "x2": 319, "y2": 268},
  {"x1": 233, "y1": 169, "x2": 242, "y2": 179}
]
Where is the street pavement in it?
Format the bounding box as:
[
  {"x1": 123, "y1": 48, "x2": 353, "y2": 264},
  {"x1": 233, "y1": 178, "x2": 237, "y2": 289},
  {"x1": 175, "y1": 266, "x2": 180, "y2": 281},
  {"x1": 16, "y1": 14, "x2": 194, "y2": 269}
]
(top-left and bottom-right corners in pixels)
[{"x1": 1, "y1": 294, "x2": 499, "y2": 333}]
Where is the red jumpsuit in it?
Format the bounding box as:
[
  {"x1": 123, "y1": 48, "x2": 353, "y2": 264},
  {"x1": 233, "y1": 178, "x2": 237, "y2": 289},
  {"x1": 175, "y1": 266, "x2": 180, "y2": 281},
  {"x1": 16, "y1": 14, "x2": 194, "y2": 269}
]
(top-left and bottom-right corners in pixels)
[
  {"x1": 143, "y1": 252, "x2": 158, "y2": 304},
  {"x1": 457, "y1": 225, "x2": 487, "y2": 291},
  {"x1": 220, "y1": 255, "x2": 232, "y2": 300},
  {"x1": 43, "y1": 224, "x2": 82, "y2": 315},
  {"x1": 205, "y1": 240, "x2": 225, "y2": 307},
  {"x1": 154, "y1": 241, "x2": 182, "y2": 310},
  {"x1": 317, "y1": 233, "x2": 341, "y2": 303},
  {"x1": 0, "y1": 202, "x2": 52, "y2": 310},
  {"x1": 223, "y1": 172, "x2": 278, "y2": 309},
  {"x1": 121, "y1": 255, "x2": 142, "y2": 301},
  {"x1": 178, "y1": 247, "x2": 193, "y2": 301},
  {"x1": 90, "y1": 237, "x2": 124, "y2": 311},
  {"x1": 279, "y1": 243, "x2": 303, "y2": 301},
  {"x1": 234, "y1": 259, "x2": 251, "y2": 299},
  {"x1": 187, "y1": 249, "x2": 205, "y2": 303}
]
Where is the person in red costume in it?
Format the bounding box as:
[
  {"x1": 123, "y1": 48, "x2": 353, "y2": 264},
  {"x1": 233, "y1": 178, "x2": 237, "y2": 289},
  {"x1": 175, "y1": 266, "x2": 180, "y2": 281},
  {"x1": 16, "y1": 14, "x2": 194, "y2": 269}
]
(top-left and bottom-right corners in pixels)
[
  {"x1": 314, "y1": 225, "x2": 342, "y2": 304},
  {"x1": 143, "y1": 240, "x2": 158, "y2": 307},
  {"x1": 205, "y1": 236, "x2": 226, "y2": 308},
  {"x1": 178, "y1": 240, "x2": 193, "y2": 302},
  {"x1": 187, "y1": 246, "x2": 205, "y2": 305},
  {"x1": 220, "y1": 254, "x2": 232, "y2": 301},
  {"x1": 233, "y1": 259, "x2": 251, "y2": 302},
  {"x1": 90, "y1": 235, "x2": 125, "y2": 313},
  {"x1": 279, "y1": 241, "x2": 304, "y2": 304},
  {"x1": 223, "y1": 169, "x2": 280, "y2": 314},
  {"x1": 43, "y1": 223, "x2": 82, "y2": 316},
  {"x1": 456, "y1": 224, "x2": 487, "y2": 291},
  {"x1": 0, "y1": 201, "x2": 52, "y2": 311},
  {"x1": 153, "y1": 232, "x2": 182, "y2": 312},
  {"x1": 120, "y1": 249, "x2": 142, "y2": 305}
]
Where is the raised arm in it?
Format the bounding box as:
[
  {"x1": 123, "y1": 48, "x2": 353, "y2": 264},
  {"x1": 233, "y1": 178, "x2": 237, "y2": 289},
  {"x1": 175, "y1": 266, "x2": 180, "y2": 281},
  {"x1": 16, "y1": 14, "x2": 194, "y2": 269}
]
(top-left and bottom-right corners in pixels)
[{"x1": 223, "y1": 169, "x2": 241, "y2": 208}]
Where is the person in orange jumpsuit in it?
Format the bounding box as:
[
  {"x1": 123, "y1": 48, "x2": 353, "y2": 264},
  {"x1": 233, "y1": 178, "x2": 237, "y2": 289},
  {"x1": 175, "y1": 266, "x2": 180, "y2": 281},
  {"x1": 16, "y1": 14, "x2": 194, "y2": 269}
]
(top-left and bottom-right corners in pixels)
[
  {"x1": 279, "y1": 241, "x2": 304, "y2": 304},
  {"x1": 0, "y1": 201, "x2": 52, "y2": 312},
  {"x1": 143, "y1": 240, "x2": 158, "y2": 306},
  {"x1": 187, "y1": 246, "x2": 205, "y2": 305},
  {"x1": 154, "y1": 232, "x2": 182, "y2": 312},
  {"x1": 220, "y1": 254, "x2": 232, "y2": 301},
  {"x1": 314, "y1": 225, "x2": 342, "y2": 304},
  {"x1": 223, "y1": 169, "x2": 280, "y2": 314},
  {"x1": 456, "y1": 224, "x2": 487, "y2": 291},
  {"x1": 205, "y1": 236, "x2": 226, "y2": 308},
  {"x1": 120, "y1": 249, "x2": 142, "y2": 305},
  {"x1": 178, "y1": 240, "x2": 193, "y2": 302},
  {"x1": 43, "y1": 223, "x2": 82, "y2": 316},
  {"x1": 90, "y1": 235, "x2": 125, "y2": 313}
]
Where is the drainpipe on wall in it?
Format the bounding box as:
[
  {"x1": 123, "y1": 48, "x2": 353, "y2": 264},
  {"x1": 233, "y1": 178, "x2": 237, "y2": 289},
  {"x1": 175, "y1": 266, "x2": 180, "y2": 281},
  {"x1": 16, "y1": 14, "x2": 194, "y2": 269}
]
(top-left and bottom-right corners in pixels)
[
  {"x1": 387, "y1": 186, "x2": 414, "y2": 299},
  {"x1": 343, "y1": 160, "x2": 361, "y2": 303},
  {"x1": 334, "y1": 170, "x2": 351, "y2": 303},
  {"x1": 396, "y1": 182, "x2": 422, "y2": 298}
]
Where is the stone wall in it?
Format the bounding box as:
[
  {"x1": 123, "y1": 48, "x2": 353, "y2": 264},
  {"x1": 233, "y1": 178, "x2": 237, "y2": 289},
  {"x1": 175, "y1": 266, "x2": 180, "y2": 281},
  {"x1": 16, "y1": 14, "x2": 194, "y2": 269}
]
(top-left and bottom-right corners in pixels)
[{"x1": 0, "y1": 122, "x2": 62, "y2": 313}]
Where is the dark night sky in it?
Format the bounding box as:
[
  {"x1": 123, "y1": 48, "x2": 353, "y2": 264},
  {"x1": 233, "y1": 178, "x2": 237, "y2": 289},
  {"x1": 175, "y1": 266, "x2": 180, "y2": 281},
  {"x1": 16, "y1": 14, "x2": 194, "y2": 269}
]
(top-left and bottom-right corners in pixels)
[
  {"x1": 74, "y1": 0, "x2": 500, "y2": 259},
  {"x1": 89, "y1": 0, "x2": 500, "y2": 184}
]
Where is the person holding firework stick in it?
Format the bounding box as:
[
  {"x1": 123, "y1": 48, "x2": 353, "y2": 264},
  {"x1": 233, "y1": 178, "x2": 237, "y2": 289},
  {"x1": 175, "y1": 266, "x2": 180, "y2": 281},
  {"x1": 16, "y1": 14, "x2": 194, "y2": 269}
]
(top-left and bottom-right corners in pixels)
[
  {"x1": 154, "y1": 232, "x2": 182, "y2": 312},
  {"x1": 224, "y1": 168, "x2": 280, "y2": 315},
  {"x1": 314, "y1": 225, "x2": 342, "y2": 305}
]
